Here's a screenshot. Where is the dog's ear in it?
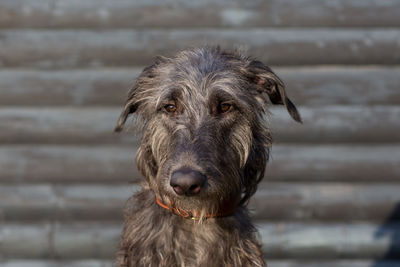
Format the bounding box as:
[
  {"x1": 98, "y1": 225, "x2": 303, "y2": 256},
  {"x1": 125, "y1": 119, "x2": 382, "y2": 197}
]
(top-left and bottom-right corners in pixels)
[
  {"x1": 114, "y1": 90, "x2": 138, "y2": 132},
  {"x1": 246, "y1": 60, "x2": 302, "y2": 123},
  {"x1": 114, "y1": 60, "x2": 161, "y2": 132}
]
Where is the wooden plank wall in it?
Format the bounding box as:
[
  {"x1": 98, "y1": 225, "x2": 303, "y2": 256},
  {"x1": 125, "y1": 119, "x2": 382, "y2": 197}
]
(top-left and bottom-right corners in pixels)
[{"x1": 0, "y1": 0, "x2": 399, "y2": 266}]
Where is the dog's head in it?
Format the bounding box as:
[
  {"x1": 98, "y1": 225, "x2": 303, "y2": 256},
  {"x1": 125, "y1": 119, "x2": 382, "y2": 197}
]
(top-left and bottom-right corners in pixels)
[{"x1": 115, "y1": 47, "x2": 301, "y2": 218}]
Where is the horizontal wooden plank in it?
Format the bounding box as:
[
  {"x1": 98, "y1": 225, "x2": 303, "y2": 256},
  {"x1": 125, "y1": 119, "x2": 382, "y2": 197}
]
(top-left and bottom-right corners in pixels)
[
  {"x1": 0, "y1": 68, "x2": 134, "y2": 106},
  {"x1": 0, "y1": 260, "x2": 112, "y2": 267},
  {"x1": 260, "y1": 222, "x2": 400, "y2": 259},
  {"x1": 0, "y1": 184, "x2": 134, "y2": 222},
  {"x1": 1, "y1": 222, "x2": 399, "y2": 259},
  {"x1": 1, "y1": 0, "x2": 400, "y2": 28},
  {"x1": 267, "y1": 260, "x2": 400, "y2": 267},
  {"x1": 0, "y1": 107, "x2": 138, "y2": 144},
  {"x1": 1, "y1": 183, "x2": 399, "y2": 222},
  {"x1": 0, "y1": 145, "x2": 138, "y2": 184},
  {"x1": 254, "y1": 182, "x2": 400, "y2": 222},
  {"x1": 1, "y1": 106, "x2": 399, "y2": 144},
  {"x1": 0, "y1": 29, "x2": 399, "y2": 68},
  {"x1": 1, "y1": 67, "x2": 399, "y2": 106},
  {"x1": 1, "y1": 260, "x2": 399, "y2": 267},
  {"x1": 278, "y1": 66, "x2": 400, "y2": 106},
  {"x1": 266, "y1": 145, "x2": 400, "y2": 182},
  {"x1": 0, "y1": 260, "x2": 113, "y2": 267},
  {"x1": 270, "y1": 105, "x2": 400, "y2": 143},
  {"x1": 0, "y1": 222, "x2": 120, "y2": 259},
  {"x1": 1, "y1": 144, "x2": 399, "y2": 183}
]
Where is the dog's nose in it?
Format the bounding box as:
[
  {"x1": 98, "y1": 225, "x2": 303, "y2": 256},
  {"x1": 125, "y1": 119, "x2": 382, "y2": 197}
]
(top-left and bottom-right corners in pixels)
[{"x1": 170, "y1": 169, "x2": 206, "y2": 196}]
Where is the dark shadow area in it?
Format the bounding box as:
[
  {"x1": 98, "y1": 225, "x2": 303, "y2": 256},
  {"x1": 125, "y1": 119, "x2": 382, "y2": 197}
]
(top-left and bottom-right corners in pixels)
[{"x1": 373, "y1": 203, "x2": 400, "y2": 267}]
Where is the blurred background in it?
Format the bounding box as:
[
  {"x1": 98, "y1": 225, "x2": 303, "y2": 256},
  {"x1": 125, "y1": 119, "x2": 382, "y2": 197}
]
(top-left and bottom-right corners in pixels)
[{"x1": 0, "y1": 0, "x2": 399, "y2": 266}]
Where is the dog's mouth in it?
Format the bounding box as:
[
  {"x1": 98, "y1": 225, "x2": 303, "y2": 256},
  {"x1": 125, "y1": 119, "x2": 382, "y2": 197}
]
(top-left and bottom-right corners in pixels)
[{"x1": 155, "y1": 194, "x2": 239, "y2": 220}]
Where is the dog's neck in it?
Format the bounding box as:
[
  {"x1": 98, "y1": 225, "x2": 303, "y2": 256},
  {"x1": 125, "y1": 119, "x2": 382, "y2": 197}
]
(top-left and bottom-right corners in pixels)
[{"x1": 116, "y1": 187, "x2": 265, "y2": 267}]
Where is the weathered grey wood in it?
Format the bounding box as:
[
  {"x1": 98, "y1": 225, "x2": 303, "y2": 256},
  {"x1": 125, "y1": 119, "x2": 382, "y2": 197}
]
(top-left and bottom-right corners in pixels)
[
  {"x1": 278, "y1": 66, "x2": 400, "y2": 106},
  {"x1": 0, "y1": 222, "x2": 120, "y2": 259},
  {"x1": 52, "y1": 222, "x2": 121, "y2": 259},
  {"x1": 0, "y1": 69, "x2": 136, "y2": 106},
  {"x1": 1, "y1": 222, "x2": 398, "y2": 259},
  {"x1": 270, "y1": 105, "x2": 400, "y2": 143},
  {"x1": 1, "y1": 183, "x2": 399, "y2": 222},
  {"x1": 1, "y1": 260, "x2": 399, "y2": 267},
  {"x1": 259, "y1": 222, "x2": 398, "y2": 259},
  {"x1": 1, "y1": 30, "x2": 399, "y2": 68},
  {"x1": 0, "y1": 260, "x2": 113, "y2": 267},
  {"x1": 266, "y1": 145, "x2": 400, "y2": 182},
  {"x1": 0, "y1": 145, "x2": 138, "y2": 183},
  {"x1": 1, "y1": 67, "x2": 399, "y2": 106},
  {"x1": 0, "y1": 184, "x2": 136, "y2": 222},
  {"x1": 1, "y1": 0, "x2": 400, "y2": 28},
  {"x1": 0, "y1": 223, "x2": 53, "y2": 258},
  {"x1": 267, "y1": 260, "x2": 400, "y2": 267},
  {"x1": 254, "y1": 182, "x2": 400, "y2": 221},
  {"x1": 1, "y1": 106, "x2": 399, "y2": 144},
  {"x1": 1, "y1": 144, "x2": 399, "y2": 183},
  {"x1": 0, "y1": 107, "x2": 138, "y2": 144}
]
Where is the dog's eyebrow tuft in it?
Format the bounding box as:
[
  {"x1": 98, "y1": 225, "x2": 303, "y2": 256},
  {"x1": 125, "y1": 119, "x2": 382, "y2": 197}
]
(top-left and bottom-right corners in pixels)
[
  {"x1": 155, "y1": 88, "x2": 182, "y2": 108},
  {"x1": 209, "y1": 88, "x2": 236, "y2": 102}
]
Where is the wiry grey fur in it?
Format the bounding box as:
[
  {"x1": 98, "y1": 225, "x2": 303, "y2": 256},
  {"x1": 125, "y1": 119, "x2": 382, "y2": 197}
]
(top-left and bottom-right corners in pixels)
[{"x1": 114, "y1": 47, "x2": 301, "y2": 267}]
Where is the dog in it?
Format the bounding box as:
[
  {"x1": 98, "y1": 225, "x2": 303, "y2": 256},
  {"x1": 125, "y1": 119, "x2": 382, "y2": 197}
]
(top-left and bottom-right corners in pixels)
[{"x1": 114, "y1": 46, "x2": 301, "y2": 266}]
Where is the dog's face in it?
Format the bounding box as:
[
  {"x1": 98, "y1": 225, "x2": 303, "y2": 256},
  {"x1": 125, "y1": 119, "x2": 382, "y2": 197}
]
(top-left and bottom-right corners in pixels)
[{"x1": 116, "y1": 47, "x2": 301, "y2": 217}]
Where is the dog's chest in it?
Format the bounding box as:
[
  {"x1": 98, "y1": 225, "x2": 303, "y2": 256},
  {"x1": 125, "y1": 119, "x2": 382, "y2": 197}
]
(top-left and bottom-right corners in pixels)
[
  {"x1": 155, "y1": 219, "x2": 222, "y2": 265},
  {"x1": 151, "y1": 218, "x2": 261, "y2": 266}
]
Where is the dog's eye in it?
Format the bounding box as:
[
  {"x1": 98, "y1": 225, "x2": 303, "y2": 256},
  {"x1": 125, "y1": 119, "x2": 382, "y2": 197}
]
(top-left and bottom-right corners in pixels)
[
  {"x1": 164, "y1": 104, "x2": 177, "y2": 113},
  {"x1": 219, "y1": 102, "x2": 232, "y2": 113}
]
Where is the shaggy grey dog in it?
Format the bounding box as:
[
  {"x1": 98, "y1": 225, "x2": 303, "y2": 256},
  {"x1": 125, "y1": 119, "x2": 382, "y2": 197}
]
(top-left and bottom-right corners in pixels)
[{"x1": 114, "y1": 47, "x2": 301, "y2": 267}]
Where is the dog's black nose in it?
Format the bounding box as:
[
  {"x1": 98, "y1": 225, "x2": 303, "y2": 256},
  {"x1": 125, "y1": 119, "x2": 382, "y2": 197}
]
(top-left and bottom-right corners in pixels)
[{"x1": 170, "y1": 169, "x2": 206, "y2": 196}]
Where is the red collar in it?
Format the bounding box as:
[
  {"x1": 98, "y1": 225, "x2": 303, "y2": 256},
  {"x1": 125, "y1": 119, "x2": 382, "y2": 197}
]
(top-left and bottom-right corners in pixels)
[{"x1": 155, "y1": 197, "x2": 237, "y2": 220}]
